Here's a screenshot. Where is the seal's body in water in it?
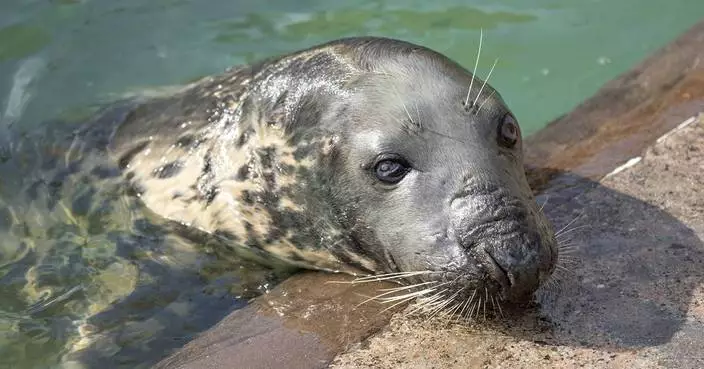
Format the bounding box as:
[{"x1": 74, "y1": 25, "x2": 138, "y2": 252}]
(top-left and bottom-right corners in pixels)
[{"x1": 6, "y1": 37, "x2": 557, "y2": 308}]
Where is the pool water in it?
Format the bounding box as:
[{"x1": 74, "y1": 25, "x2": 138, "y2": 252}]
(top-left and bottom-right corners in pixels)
[{"x1": 0, "y1": 1, "x2": 702, "y2": 368}]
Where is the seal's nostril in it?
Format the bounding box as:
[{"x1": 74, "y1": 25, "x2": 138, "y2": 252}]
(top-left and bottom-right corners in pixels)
[{"x1": 481, "y1": 249, "x2": 512, "y2": 295}]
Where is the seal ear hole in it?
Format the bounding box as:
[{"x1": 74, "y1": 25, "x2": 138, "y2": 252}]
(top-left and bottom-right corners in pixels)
[
  {"x1": 497, "y1": 113, "x2": 520, "y2": 149},
  {"x1": 372, "y1": 154, "x2": 411, "y2": 185}
]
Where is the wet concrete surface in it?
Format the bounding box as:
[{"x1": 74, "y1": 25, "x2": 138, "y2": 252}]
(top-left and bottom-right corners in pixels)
[
  {"x1": 155, "y1": 19, "x2": 704, "y2": 369},
  {"x1": 153, "y1": 274, "x2": 400, "y2": 369}
]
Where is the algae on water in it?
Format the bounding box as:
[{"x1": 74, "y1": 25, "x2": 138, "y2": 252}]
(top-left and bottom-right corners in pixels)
[{"x1": 0, "y1": 24, "x2": 51, "y2": 62}]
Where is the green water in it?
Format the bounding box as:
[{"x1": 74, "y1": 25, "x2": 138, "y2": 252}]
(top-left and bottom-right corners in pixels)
[{"x1": 0, "y1": 1, "x2": 703, "y2": 368}]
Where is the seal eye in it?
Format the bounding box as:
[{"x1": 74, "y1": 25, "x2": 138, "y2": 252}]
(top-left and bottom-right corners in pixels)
[
  {"x1": 374, "y1": 158, "x2": 410, "y2": 184},
  {"x1": 498, "y1": 114, "x2": 520, "y2": 148}
]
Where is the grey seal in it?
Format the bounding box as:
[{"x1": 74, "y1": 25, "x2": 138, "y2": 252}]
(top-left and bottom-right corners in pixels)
[{"x1": 107, "y1": 37, "x2": 558, "y2": 304}]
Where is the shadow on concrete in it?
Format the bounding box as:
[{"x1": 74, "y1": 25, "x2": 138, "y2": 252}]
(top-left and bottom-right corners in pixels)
[{"x1": 498, "y1": 168, "x2": 704, "y2": 351}]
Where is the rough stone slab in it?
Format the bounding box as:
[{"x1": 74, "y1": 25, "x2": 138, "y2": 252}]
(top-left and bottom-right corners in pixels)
[{"x1": 330, "y1": 114, "x2": 704, "y2": 369}]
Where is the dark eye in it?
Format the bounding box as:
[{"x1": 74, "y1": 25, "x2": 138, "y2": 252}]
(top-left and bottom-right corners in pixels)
[
  {"x1": 374, "y1": 158, "x2": 410, "y2": 184},
  {"x1": 498, "y1": 113, "x2": 520, "y2": 148}
]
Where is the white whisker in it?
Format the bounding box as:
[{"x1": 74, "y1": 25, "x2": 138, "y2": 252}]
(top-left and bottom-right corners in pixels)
[
  {"x1": 464, "y1": 28, "x2": 483, "y2": 107},
  {"x1": 459, "y1": 289, "x2": 477, "y2": 320},
  {"x1": 375, "y1": 287, "x2": 437, "y2": 303},
  {"x1": 378, "y1": 281, "x2": 438, "y2": 293},
  {"x1": 491, "y1": 295, "x2": 504, "y2": 318},
  {"x1": 555, "y1": 212, "x2": 585, "y2": 237},
  {"x1": 555, "y1": 224, "x2": 590, "y2": 239},
  {"x1": 408, "y1": 289, "x2": 447, "y2": 315},
  {"x1": 328, "y1": 270, "x2": 434, "y2": 284},
  {"x1": 356, "y1": 282, "x2": 439, "y2": 306},
  {"x1": 538, "y1": 195, "x2": 550, "y2": 212},
  {"x1": 472, "y1": 58, "x2": 499, "y2": 109},
  {"x1": 414, "y1": 102, "x2": 422, "y2": 129},
  {"x1": 445, "y1": 301, "x2": 463, "y2": 319},
  {"x1": 472, "y1": 298, "x2": 481, "y2": 320},
  {"x1": 476, "y1": 89, "x2": 496, "y2": 115},
  {"x1": 427, "y1": 288, "x2": 463, "y2": 320},
  {"x1": 379, "y1": 294, "x2": 423, "y2": 314}
]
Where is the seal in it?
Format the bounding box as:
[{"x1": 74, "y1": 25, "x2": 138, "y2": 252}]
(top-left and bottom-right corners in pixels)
[{"x1": 106, "y1": 37, "x2": 557, "y2": 305}]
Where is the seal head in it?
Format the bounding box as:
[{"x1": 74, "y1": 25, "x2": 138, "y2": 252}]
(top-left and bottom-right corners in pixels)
[{"x1": 110, "y1": 37, "x2": 557, "y2": 304}]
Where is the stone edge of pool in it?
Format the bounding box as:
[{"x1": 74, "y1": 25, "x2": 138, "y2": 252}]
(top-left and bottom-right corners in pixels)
[{"x1": 152, "y1": 19, "x2": 704, "y2": 369}]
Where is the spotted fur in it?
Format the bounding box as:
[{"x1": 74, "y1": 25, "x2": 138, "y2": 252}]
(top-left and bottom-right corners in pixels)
[{"x1": 106, "y1": 41, "x2": 384, "y2": 273}]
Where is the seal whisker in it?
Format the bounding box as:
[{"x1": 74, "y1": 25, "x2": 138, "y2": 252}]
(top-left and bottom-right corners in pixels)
[
  {"x1": 427, "y1": 288, "x2": 463, "y2": 320},
  {"x1": 374, "y1": 283, "x2": 446, "y2": 303},
  {"x1": 441, "y1": 289, "x2": 468, "y2": 319},
  {"x1": 355, "y1": 282, "x2": 439, "y2": 307},
  {"x1": 544, "y1": 276, "x2": 564, "y2": 294},
  {"x1": 472, "y1": 58, "x2": 499, "y2": 111},
  {"x1": 557, "y1": 244, "x2": 580, "y2": 256},
  {"x1": 556, "y1": 250, "x2": 580, "y2": 260},
  {"x1": 494, "y1": 296, "x2": 505, "y2": 318},
  {"x1": 464, "y1": 28, "x2": 483, "y2": 107},
  {"x1": 554, "y1": 212, "x2": 586, "y2": 237},
  {"x1": 409, "y1": 289, "x2": 448, "y2": 315},
  {"x1": 458, "y1": 288, "x2": 478, "y2": 321},
  {"x1": 445, "y1": 301, "x2": 464, "y2": 320},
  {"x1": 476, "y1": 89, "x2": 496, "y2": 115},
  {"x1": 548, "y1": 265, "x2": 576, "y2": 287},
  {"x1": 434, "y1": 302, "x2": 457, "y2": 324},
  {"x1": 538, "y1": 195, "x2": 551, "y2": 213},
  {"x1": 423, "y1": 300, "x2": 448, "y2": 319},
  {"x1": 557, "y1": 241, "x2": 580, "y2": 249},
  {"x1": 378, "y1": 281, "x2": 439, "y2": 292},
  {"x1": 416, "y1": 289, "x2": 447, "y2": 307},
  {"x1": 376, "y1": 287, "x2": 437, "y2": 304},
  {"x1": 472, "y1": 297, "x2": 482, "y2": 320},
  {"x1": 456, "y1": 297, "x2": 471, "y2": 322},
  {"x1": 540, "y1": 262, "x2": 574, "y2": 296},
  {"x1": 558, "y1": 249, "x2": 580, "y2": 258},
  {"x1": 422, "y1": 293, "x2": 455, "y2": 320},
  {"x1": 413, "y1": 102, "x2": 422, "y2": 130},
  {"x1": 328, "y1": 270, "x2": 434, "y2": 284},
  {"x1": 392, "y1": 85, "x2": 417, "y2": 130},
  {"x1": 555, "y1": 224, "x2": 591, "y2": 239},
  {"x1": 466, "y1": 300, "x2": 476, "y2": 320},
  {"x1": 378, "y1": 293, "x2": 428, "y2": 314}
]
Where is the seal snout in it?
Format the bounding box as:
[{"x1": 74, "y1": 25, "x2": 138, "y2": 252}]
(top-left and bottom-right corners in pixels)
[
  {"x1": 443, "y1": 233, "x2": 546, "y2": 304},
  {"x1": 450, "y1": 187, "x2": 549, "y2": 303},
  {"x1": 470, "y1": 237, "x2": 544, "y2": 303}
]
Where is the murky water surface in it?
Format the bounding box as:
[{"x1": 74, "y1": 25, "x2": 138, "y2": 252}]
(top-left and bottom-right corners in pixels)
[{"x1": 0, "y1": 1, "x2": 703, "y2": 368}]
